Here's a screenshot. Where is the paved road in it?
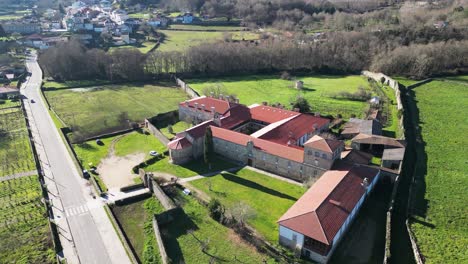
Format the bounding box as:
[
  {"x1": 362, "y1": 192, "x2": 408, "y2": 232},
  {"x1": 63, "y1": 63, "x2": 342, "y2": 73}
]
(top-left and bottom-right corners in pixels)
[{"x1": 21, "y1": 53, "x2": 131, "y2": 264}]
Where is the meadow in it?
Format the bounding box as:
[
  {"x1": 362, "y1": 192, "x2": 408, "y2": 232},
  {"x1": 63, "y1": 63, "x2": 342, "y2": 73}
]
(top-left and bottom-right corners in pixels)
[
  {"x1": 190, "y1": 168, "x2": 306, "y2": 243},
  {"x1": 112, "y1": 198, "x2": 164, "y2": 263},
  {"x1": 168, "y1": 24, "x2": 244, "y2": 31},
  {"x1": 158, "y1": 30, "x2": 224, "y2": 52},
  {"x1": 409, "y1": 78, "x2": 468, "y2": 263},
  {"x1": 44, "y1": 83, "x2": 188, "y2": 138},
  {"x1": 162, "y1": 192, "x2": 274, "y2": 263},
  {"x1": 0, "y1": 175, "x2": 55, "y2": 263},
  {"x1": 0, "y1": 107, "x2": 36, "y2": 177},
  {"x1": 187, "y1": 75, "x2": 374, "y2": 118}
]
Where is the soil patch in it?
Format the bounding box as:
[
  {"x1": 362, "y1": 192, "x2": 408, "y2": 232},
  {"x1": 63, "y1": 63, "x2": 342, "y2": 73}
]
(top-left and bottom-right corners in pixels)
[{"x1": 98, "y1": 152, "x2": 145, "y2": 189}]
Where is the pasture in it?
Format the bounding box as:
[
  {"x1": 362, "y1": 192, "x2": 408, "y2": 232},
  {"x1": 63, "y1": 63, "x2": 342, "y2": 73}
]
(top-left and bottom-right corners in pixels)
[
  {"x1": 409, "y1": 78, "x2": 468, "y2": 263},
  {"x1": 190, "y1": 168, "x2": 306, "y2": 243},
  {"x1": 44, "y1": 83, "x2": 188, "y2": 138},
  {"x1": 0, "y1": 175, "x2": 54, "y2": 263},
  {"x1": 168, "y1": 24, "x2": 244, "y2": 31},
  {"x1": 0, "y1": 107, "x2": 35, "y2": 177},
  {"x1": 187, "y1": 75, "x2": 374, "y2": 118},
  {"x1": 161, "y1": 191, "x2": 273, "y2": 263},
  {"x1": 158, "y1": 30, "x2": 224, "y2": 52}
]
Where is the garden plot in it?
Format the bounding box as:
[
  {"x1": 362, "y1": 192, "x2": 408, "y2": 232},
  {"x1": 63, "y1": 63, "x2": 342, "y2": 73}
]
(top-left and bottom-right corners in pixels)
[
  {"x1": 0, "y1": 175, "x2": 55, "y2": 263},
  {"x1": 0, "y1": 107, "x2": 35, "y2": 177}
]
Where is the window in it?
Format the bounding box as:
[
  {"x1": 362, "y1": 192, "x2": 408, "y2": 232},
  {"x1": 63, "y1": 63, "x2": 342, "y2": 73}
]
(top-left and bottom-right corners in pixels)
[
  {"x1": 314, "y1": 159, "x2": 318, "y2": 166},
  {"x1": 288, "y1": 161, "x2": 291, "y2": 169},
  {"x1": 300, "y1": 166, "x2": 303, "y2": 173},
  {"x1": 307, "y1": 150, "x2": 313, "y2": 155},
  {"x1": 322, "y1": 153, "x2": 327, "y2": 159},
  {"x1": 262, "y1": 155, "x2": 266, "y2": 161},
  {"x1": 315, "y1": 152, "x2": 320, "y2": 157},
  {"x1": 314, "y1": 170, "x2": 318, "y2": 176},
  {"x1": 292, "y1": 233, "x2": 297, "y2": 242}
]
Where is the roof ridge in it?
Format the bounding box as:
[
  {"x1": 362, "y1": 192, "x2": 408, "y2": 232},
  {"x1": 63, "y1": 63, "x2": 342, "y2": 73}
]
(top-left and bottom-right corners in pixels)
[{"x1": 278, "y1": 210, "x2": 317, "y2": 223}]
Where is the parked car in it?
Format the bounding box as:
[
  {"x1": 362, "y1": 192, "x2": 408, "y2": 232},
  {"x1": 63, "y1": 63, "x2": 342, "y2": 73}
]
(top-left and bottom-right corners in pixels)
[
  {"x1": 149, "y1": 150, "x2": 159, "y2": 157},
  {"x1": 82, "y1": 169, "x2": 90, "y2": 178},
  {"x1": 30, "y1": 99, "x2": 35, "y2": 103}
]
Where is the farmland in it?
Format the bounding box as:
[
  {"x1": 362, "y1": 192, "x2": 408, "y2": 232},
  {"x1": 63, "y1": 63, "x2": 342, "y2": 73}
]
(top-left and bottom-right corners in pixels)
[
  {"x1": 190, "y1": 168, "x2": 306, "y2": 243},
  {"x1": 0, "y1": 107, "x2": 35, "y2": 177},
  {"x1": 44, "y1": 83, "x2": 188, "y2": 138},
  {"x1": 0, "y1": 175, "x2": 54, "y2": 263},
  {"x1": 187, "y1": 74, "x2": 374, "y2": 118},
  {"x1": 162, "y1": 191, "x2": 273, "y2": 263},
  {"x1": 158, "y1": 30, "x2": 224, "y2": 52},
  {"x1": 409, "y1": 78, "x2": 468, "y2": 263}
]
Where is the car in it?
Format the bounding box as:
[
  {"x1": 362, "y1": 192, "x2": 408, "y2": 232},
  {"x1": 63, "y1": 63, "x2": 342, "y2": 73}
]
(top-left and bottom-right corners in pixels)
[
  {"x1": 149, "y1": 151, "x2": 159, "y2": 157},
  {"x1": 82, "y1": 169, "x2": 90, "y2": 178},
  {"x1": 30, "y1": 99, "x2": 35, "y2": 103}
]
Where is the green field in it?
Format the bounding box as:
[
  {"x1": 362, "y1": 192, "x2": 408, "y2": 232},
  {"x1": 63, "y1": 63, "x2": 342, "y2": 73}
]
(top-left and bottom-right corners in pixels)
[
  {"x1": 168, "y1": 24, "x2": 244, "y2": 31},
  {"x1": 0, "y1": 108, "x2": 36, "y2": 176},
  {"x1": 159, "y1": 121, "x2": 191, "y2": 139},
  {"x1": 0, "y1": 175, "x2": 55, "y2": 263},
  {"x1": 112, "y1": 198, "x2": 165, "y2": 263},
  {"x1": 42, "y1": 79, "x2": 113, "y2": 90},
  {"x1": 108, "y1": 41, "x2": 158, "y2": 54},
  {"x1": 409, "y1": 78, "x2": 468, "y2": 263},
  {"x1": 0, "y1": 99, "x2": 20, "y2": 109},
  {"x1": 188, "y1": 75, "x2": 374, "y2": 118},
  {"x1": 393, "y1": 77, "x2": 419, "y2": 87},
  {"x1": 190, "y1": 168, "x2": 306, "y2": 243},
  {"x1": 44, "y1": 83, "x2": 188, "y2": 138},
  {"x1": 158, "y1": 30, "x2": 224, "y2": 52},
  {"x1": 144, "y1": 155, "x2": 236, "y2": 178},
  {"x1": 162, "y1": 192, "x2": 273, "y2": 263}
]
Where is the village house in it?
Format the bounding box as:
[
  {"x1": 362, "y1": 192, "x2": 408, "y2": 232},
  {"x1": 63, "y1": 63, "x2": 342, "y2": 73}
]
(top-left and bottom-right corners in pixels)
[
  {"x1": 0, "y1": 86, "x2": 20, "y2": 99},
  {"x1": 168, "y1": 96, "x2": 342, "y2": 182},
  {"x1": 1, "y1": 21, "x2": 41, "y2": 34},
  {"x1": 172, "y1": 12, "x2": 194, "y2": 24},
  {"x1": 341, "y1": 118, "x2": 382, "y2": 139},
  {"x1": 278, "y1": 165, "x2": 381, "y2": 263}
]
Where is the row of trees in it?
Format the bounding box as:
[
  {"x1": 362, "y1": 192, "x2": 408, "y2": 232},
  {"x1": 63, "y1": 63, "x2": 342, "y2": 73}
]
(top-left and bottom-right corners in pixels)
[{"x1": 39, "y1": 31, "x2": 467, "y2": 80}]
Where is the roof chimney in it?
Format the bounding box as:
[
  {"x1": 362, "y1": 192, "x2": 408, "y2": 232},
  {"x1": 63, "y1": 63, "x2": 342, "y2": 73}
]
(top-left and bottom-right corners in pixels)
[
  {"x1": 210, "y1": 92, "x2": 214, "y2": 97},
  {"x1": 201, "y1": 104, "x2": 205, "y2": 110},
  {"x1": 313, "y1": 123, "x2": 318, "y2": 130},
  {"x1": 211, "y1": 106, "x2": 215, "y2": 114},
  {"x1": 235, "y1": 98, "x2": 239, "y2": 104},
  {"x1": 219, "y1": 94, "x2": 224, "y2": 100},
  {"x1": 194, "y1": 102, "x2": 199, "y2": 109},
  {"x1": 314, "y1": 112, "x2": 320, "y2": 117},
  {"x1": 262, "y1": 101, "x2": 268, "y2": 106},
  {"x1": 225, "y1": 95, "x2": 230, "y2": 102},
  {"x1": 185, "y1": 100, "x2": 189, "y2": 106}
]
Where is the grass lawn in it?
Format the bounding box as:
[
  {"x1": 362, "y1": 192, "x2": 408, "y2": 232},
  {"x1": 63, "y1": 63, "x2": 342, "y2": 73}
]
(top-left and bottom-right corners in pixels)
[
  {"x1": 393, "y1": 77, "x2": 419, "y2": 87},
  {"x1": 112, "y1": 198, "x2": 165, "y2": 263},
  {"x1": 168, "y1": 24, "x2": 244, "y2": 31},
  {"x1": 187, "y1": 74, "x2": 374, "y2": 118},
  {"x1": 162, "y1": 192, "x2": 274, "y2": 263},
  {"x1": 158, "y1": 121, "x2": 191, "y2": 139},
  {"x1": 231, "y1": 31, "x2": 261, "y2": 41},
  {"x1": 74, "y1": 130, "x2": 166, "y2": 168},
  {"x1": 0, "y1": 99, "x2": 20, "y2": 109},
  {"x1": 128, "y1": 12, "x2": 150, "y2": 19},
  {"x1": 0, "y1": 108, "x2": 36, "y2": 176},
  {"x1": 144, "y1": 156, "x2": 236, "y2": 178},
  {"x1": 158, "y1": 30, "x2": 224, "y2": 52},
  {"x1": 0, "y1": 14, "x2": 22, "y2": 20},
  {"x1": 190, "y1": 168, "x2": 306, "y2": 243},
  {"x1": 42, "y1": 79, "x2": 113, "y2": 90},
  {"x1": 376, "y1": 83, "x2": 402, "y2": 138},
  {"x1": 108, "y1": 41, "x2": 158, "y2": 54},
  {"x1": 45, "y1": 83, "x2": 188, "y2": 137},
  {"x1": 409, "y1": 78, "x2": 468, "y2": 264},
  {"x1": 0, "y1": 175, "x2": 55, "y2": 263}
]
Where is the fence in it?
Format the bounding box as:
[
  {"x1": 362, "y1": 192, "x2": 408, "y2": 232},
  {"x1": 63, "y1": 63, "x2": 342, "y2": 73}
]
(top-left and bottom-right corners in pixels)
[
  {"x1": 175, "y1": 77, "x2": 200, "y2": 98},
  {"x1": 145, "y1": 119, "x2": 170, "y2": 146}
]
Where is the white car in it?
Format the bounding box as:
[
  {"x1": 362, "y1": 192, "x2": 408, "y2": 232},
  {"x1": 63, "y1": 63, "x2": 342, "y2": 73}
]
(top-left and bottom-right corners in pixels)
[{"x1": 149, "y1": 151, "x2": 159, "y2": 157}]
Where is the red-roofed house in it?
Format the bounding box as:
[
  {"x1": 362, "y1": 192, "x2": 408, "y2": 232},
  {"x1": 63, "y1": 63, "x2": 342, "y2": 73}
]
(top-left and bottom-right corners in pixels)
[{"x1": 278, "y1": 165, "x2": 381, "y2": 263}]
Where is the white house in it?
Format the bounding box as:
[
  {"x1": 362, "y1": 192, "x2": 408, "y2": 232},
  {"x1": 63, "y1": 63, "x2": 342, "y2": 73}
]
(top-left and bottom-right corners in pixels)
[
  {"x1": 111, "y1": 9, "x2": 128, "y2": 25},
  {"x1": 278, "y1": 165, "x2": 381, "y2": 263}
]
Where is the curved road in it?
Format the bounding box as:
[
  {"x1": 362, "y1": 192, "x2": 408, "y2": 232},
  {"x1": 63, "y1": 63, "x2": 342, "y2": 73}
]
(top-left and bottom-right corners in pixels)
[{"x1": 21, "y1": 53, "x2": 131, "y2": 264}]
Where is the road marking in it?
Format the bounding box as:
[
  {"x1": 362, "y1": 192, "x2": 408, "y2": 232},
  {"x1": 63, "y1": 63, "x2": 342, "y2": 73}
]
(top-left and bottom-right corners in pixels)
[{"x1": 65, "y1": 205, "x2": 89, "y2": 218}]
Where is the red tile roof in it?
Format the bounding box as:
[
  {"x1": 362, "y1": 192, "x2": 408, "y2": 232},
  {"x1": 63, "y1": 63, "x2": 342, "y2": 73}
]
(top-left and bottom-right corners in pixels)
[
  {"x1": 250, "y1": 105, "x2": 300, "y2": 124},
  {"x1": 257, "y1": 114, "x2": 329, "y2": 145},
  {"x1": 220, "y1": 104, "x2": 251, "y2": 129},
  {"x1": 180, "y1": 96, "x2": 233, "y2": 114},
  {"x1": 304, "y1": 135, "x2": 343, "y2": 153},
  {"x1": 167, "y1": 137, "x2": 192, "y2": 150},
  {"x1": 211, "y1": 126, "x2": 305, "y2": 163},
  {"x1": 278, "y1": 165, "x2": 380, "y2": 245},
  {"x1": 185, "y1": 120, "x2": 215, "y2": 139}
]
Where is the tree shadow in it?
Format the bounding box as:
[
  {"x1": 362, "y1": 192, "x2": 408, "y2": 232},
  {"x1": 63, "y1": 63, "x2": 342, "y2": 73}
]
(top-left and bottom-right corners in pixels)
[
  {"x1": 77, "y1": 142, "x2": 98, "y2": 150},
  {"x1": 300, "y1": 86, "x2": 316, "y2": 92},
  {"x1": 220, "y1": 172, "x2": 297, "y2": 201},
  {"x1": 410, "y1": 217, "x2": 435, "y2": 229}
]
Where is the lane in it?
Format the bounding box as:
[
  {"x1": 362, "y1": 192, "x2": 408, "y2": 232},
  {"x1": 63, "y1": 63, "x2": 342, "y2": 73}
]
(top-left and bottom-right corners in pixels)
[{"x1": 21, "y1": 53, "x2": 131, "y2": 264}]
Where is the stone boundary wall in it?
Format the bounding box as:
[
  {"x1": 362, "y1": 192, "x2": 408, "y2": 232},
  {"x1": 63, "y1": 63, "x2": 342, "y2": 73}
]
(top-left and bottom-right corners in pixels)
[
  {"x1": 175, "y1": 77, "x2": 200, "y2": 98},
  {"x1": 152, "y1": 217, "x2": 170, "y2": 264},
  {"x1": 148, "y1": 176, "x2": 176, "y2": 210},
  {"x1": 406, "y1": 220, "x2": 425, "y2": 264},
  {"x1": 362, "y1": 71, "x2": 403, "y2": 110},
  {"x1": 105, "y1": 205, "x2": 139, "y2": 264},
  {"x1": 145, "y1": 119, "x2": 169, "y2": 146}
]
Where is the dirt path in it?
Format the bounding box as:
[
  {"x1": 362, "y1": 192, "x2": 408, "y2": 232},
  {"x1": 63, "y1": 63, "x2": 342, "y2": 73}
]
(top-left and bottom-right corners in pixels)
[{"x1": 97, "y1": 135, "x2": 145, "y2": 190}]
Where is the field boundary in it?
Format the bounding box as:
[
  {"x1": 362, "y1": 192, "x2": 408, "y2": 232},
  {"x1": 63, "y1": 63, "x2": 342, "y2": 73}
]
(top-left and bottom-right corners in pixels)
[
  {"x1": 152, "y1": 216, "x2": 170, "y2": 264},
  {"x1": 105, "y1": 205, "x2": 139, "y2": 264},
  {"x1": 175, "y1": 77, "x2": 200, "y2": 98}
]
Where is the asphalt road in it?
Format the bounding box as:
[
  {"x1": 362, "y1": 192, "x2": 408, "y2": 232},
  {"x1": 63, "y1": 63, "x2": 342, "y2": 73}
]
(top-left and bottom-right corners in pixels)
[{"x1": 21, "y1": 54, "x2": 131, "y2": 264}]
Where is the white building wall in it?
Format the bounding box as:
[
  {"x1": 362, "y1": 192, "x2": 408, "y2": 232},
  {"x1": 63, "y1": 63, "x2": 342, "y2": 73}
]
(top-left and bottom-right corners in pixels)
[{"x1": 279, "y1": 225, "x2": 304, "y2": 249}]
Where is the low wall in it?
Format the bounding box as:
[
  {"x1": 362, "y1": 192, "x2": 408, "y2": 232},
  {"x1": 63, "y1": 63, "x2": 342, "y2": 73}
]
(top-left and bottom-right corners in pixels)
[
  {"x1": 152, "y1": 217, "x2": 170, "y2": 264},
  {"x1": 150, "y1": 177, "x2": 176, "y2": 210},
  {"x1": 145, "y1": 119, "x2": 169, "y2": 146},
  {"x1": 106, "y1": 205, "x2": 139, "y2": 264},
  {"x1": 175, "y1": 77, "x2": 200, "y2": 98}
]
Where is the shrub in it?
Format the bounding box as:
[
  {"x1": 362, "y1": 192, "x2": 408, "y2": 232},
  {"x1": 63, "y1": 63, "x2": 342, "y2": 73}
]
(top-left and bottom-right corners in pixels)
[
  {"x1": 0, "y1": 99, "x2": 5, "y2": 104},
  {"x1": 208, "y1": 199, "x2": 224, "y2": 222},
  {"x1": 280, "y1": 71, "x2": 291, "y2": 80}
]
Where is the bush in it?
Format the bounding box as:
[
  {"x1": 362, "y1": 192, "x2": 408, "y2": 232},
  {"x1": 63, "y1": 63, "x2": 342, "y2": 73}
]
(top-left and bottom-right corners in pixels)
[
  {"x1": 208, "y1": 198, "x2": 224, "y2": 222},
  {"x1": 0, "y1": 99, "x2": 5, "y2": 104},
  {"x1": 280, "y1": 71, "x2": 291, "y2": 80}
]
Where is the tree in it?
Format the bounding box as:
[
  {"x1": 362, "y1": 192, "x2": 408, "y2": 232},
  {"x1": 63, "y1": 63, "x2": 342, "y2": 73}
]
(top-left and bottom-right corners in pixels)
[
  {"x1": 204, "y1": 126, "x2": 214, "y2": 167},
  {"x1": 291, "y1": 96, "x2": 311, "y2": 113},
  {"x1": 167, "y1": 124, "x2": 174, "y2": 134},
  {"x1": 229, "y1": 202, "x2": 256, "y2": 227},
  {"x1": 59, "y1": 3, "x2": 65, "y2": 14}
]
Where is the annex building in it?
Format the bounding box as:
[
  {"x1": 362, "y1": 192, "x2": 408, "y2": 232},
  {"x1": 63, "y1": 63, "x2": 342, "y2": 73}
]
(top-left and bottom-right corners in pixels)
[{"x1": 168, "y1": 95, "x2": 344, "y2": 182}]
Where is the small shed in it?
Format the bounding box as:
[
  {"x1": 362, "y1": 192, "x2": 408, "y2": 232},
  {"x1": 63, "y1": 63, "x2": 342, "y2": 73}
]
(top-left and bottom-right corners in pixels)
[
  {"x1": 295, "y1": 80, "x2": 304, "y2": 90},
  {"x1": 382, "y1": 148, "x2": 405, "y2": 170}
]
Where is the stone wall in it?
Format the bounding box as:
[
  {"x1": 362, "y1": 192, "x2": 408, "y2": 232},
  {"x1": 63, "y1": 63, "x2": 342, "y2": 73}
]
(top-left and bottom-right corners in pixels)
[
  {"x1": 175, "y1": 78, "x2": 200, "y2": 99},
  {"x1": 152, "y1": 217, "x2": 170, "y2": 264},
  {"x1": 145, "y1": 119, "x2": 169, "y2": 146},
  {"x1": 362, "y1": 71, "x2": 402, "y2": 110},
  {"x1": 150, "y1": 178, "x2": 176, "y2": 210}
]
